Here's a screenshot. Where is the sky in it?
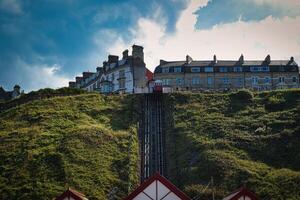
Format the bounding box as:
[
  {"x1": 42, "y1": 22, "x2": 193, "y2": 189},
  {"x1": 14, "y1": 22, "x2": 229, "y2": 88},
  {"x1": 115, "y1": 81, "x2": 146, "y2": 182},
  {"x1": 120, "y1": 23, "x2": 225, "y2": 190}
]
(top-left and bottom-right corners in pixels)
[{"x1": 1, "y1": 0, "x2": 300, "y2": 92}]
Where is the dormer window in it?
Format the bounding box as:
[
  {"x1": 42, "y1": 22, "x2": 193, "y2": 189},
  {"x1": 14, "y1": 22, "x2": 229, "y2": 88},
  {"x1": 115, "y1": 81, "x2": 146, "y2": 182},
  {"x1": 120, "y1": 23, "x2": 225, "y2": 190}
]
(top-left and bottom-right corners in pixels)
[
  {"x1": 250, "y1": 66, "x2": 269, "y2": 72},
  {"x1": 191, "y1": 67, "x2": 200, "y2": 72},
  {"x1": 162, "y1": 67, "x2": 169, "y2": 73},
  {"x1": 219, "y1": 67, "x2": 228, "y2": 72},
  {"x1": 174, "y1": 67, "x2": 182, "y2": 73},
  {"x1": 205, "y1": 67, "x2": 213, "y2": 72},
  {"x1": 234, "y1": 67, "x2": 242, "y2": 72}
]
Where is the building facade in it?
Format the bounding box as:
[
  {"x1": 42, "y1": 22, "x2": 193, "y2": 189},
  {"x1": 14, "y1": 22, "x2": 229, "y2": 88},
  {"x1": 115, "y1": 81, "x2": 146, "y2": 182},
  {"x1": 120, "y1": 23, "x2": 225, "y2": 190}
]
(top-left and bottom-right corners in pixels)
[
  {"x1": 154, "y1": 55, "x2": 299, "y2": 91},
  {"x1": 69, "y1": 45, "x2": 152, "y2": 94}
]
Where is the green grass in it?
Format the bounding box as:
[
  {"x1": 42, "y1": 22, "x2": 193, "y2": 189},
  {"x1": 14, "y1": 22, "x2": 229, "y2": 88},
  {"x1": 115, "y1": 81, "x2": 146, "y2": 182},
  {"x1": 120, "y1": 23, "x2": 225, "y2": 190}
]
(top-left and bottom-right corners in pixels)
[
  {"x1": 1, "y1": 88, "x2": 300, "y2": 200},
  {"x1": 165, "y1": 89, "x2": 300, "y2": 200},
  {"x1": 0, "y1": 93, "x2": 141, "y2": 200}
]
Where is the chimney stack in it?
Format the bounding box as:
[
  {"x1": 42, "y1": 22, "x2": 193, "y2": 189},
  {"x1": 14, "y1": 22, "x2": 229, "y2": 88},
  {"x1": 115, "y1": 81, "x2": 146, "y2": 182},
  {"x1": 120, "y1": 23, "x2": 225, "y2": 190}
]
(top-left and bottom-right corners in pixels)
[
  {"x1": 96, "y1": 66, "x2": 104, "y2": 73},
  {"x1": 160, "y1": 59, "x2": 167, "y2": 65},
  {"x1": 290, "y1": 56, "x2": 294, "y2": 62},
  {"x1": 213, "y1": 55, "x2": 217, "y2": 64},
  {"x1": 122, "y1": 49, "x2": 129, "y2": 59},
  {"x1": 108, "y1": 55, "x2": 119, "y2": 63},
  {"x1": 265, "y1": 54, "x2": 271, "y2": 64},
  {"x1": 75, "y1": 76, "x2": 83, "y2": 83},
  {"x1": 239, "y1": 54, "x2": 244, "y2": 64},
  {"x1": 132, "y1": 45, "x2": 144, "y2": 61},
  {"x1": 186, "y1": 55, "x2": 193, "y2": 64}
]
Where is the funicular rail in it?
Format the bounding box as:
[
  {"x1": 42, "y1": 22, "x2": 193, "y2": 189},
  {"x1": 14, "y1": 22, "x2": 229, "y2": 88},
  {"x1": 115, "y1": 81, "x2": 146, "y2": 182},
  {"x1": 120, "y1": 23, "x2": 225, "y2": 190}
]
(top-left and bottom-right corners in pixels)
[{"x1": 140, "y1": 94, "x2": 165, "y2": 182}]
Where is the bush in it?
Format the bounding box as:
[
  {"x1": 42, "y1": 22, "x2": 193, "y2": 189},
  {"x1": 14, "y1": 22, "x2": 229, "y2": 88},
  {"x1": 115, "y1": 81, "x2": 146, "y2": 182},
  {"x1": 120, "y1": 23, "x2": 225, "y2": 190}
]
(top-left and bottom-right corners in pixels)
[{"x1": 230, "y1": 90, "x2": 253, "y2": 103}]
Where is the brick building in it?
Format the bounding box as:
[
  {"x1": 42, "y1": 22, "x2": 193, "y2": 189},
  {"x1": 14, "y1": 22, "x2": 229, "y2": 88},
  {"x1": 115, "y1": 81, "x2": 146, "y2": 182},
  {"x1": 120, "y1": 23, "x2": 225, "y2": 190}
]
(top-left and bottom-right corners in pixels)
[{"x1": 154, "y1": 55, "x2": 299, "y2": 91}]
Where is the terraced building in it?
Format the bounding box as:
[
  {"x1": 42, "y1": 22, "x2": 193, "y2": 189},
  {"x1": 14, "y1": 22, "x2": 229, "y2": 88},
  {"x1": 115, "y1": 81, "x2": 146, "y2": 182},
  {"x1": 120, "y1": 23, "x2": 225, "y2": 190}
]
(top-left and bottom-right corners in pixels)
[
  {"x1": 69, "y1": 45, "x2": 152, "y2": 94},
  {"x1": 154, "y1": 55, "x2": 299, "y2": 91}
]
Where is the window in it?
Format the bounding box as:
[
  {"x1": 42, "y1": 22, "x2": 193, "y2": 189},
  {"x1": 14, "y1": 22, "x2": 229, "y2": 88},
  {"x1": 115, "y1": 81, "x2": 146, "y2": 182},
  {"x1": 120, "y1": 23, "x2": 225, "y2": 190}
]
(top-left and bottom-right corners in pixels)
[
  {"x1": 250, "y1": 66, "x2": 269, "y2": 72},
  {"x1": 111, "y1": 73, "x2": 114, "y2": 81},
  {"x1": 234, "y1": 67, "x2": 243, "y2": 72},
  {"x1": 162, "y1": 67, "x2": 169, "y2": 73},
  {"x1": 176, "y1": 77, "x2": 183, "y2": 85},
  {"x1": 162, "y1": 79, "x2": 170, "y2": 85},
  {"x1": 192, "y1": 77, "x2": 200, "y2": 85},
  {"x1": 292, "y1": 77, "x2": 297, "y2": 83},
  {"x1": 238, "y1": 77, "x2": 243, "y2": 85},
  {"x1": 262, "y1": 66, "x2": 269, "y2": 71},
  {"x1": 251, "y1": 67, "x2": 259, "y2": 72},
  {"x1": 119, "y1": 79, "x2": 125, "y2": 89},
  {"x1": 265, "y1": 76, "x2": 271, "y2": 84},
  {"x1": 279, "y1": 77, "x2": 285, "y2": 83},
  {"x1": 219, "y1": 67, "x2": 228, "y2": 72},
  {"x1": 207, "y1": 77, "x2": 213, "y2": 85},
  {"x1": 174, "y1": 67, "x2": 182, "y2": 73},
  {"x1": 205, "y1": 67, "x2": 214, "y2": 72},
  {"x1": 119, "y1": 70, "x2": 125, "y2": 78},
  {"x1": 222, "y1": 77, "x2": 229, "y2": 84},
  {"x1": 191, "y1": 67, "x2": 200, "y2": 73},
  {"x1": 252, "y1": 76, "x2": 259, "y2": 85}
]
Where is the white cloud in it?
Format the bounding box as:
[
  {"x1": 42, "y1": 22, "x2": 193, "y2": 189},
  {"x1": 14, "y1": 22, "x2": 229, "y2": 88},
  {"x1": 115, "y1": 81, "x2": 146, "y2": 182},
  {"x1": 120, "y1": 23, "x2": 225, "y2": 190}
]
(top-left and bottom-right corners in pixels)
[
  {"x1": 101, "y1": 0, "x2": 300, "y2": 71},
  {"x1": 13, "y1": 58, "x2": 70, "y2": 91},
  {"x1": 254, "y1": 0, "x2": 300, "y2": 6},
  {"x1": 0, "y1": 0, "x2": 22, "y2": 14}
]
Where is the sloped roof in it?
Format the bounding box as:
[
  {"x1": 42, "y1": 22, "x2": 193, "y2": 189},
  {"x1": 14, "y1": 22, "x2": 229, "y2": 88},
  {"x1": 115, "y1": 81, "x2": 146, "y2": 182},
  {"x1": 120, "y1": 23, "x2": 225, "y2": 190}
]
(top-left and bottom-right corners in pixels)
[
  {"x1": 55, "y1": 187, "x2": 88, "y2": 200},
  {"x1": 223, "y1": 186, "x2": 259, "y2": 200},
  {"x1": 124, "y1": 172, "x2": 190, "y2": 200},
  {"x1": 158, "y1": 59, "x2": 297, "y2": 68}
]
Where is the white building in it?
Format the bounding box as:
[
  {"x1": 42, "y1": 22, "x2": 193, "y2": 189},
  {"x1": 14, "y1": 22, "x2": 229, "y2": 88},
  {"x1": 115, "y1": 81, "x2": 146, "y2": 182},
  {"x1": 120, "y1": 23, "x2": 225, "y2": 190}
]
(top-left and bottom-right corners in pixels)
[{"x1": 69, "y1": 45, "x2": 152, "y2": 94}]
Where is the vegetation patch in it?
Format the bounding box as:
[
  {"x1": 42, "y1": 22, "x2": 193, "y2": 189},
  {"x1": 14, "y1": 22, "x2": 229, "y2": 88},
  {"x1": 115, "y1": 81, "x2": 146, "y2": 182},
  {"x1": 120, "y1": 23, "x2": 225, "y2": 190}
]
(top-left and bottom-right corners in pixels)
[
  {"x1": 0, "y1": 93, "x2": 141, "y2": 200},
  {"x1": 165, "y1": 89, "x2": 300, "y2": 200}
]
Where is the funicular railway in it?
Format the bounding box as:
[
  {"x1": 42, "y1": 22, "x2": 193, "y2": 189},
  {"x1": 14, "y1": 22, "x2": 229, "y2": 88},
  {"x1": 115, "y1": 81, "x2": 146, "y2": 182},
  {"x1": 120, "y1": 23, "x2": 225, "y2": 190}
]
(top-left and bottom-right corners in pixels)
[{"x1": 140, "y1": 93, "x2": 166, "y2": 182}]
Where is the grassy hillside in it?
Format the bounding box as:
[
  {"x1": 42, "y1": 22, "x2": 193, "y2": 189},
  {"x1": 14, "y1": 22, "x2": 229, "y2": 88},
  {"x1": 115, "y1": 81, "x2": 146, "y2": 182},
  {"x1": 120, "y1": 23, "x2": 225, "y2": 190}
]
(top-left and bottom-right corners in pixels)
[
  {"x1": 165, "y1": 89, "x2": 300, "y2": 200},
  {"x1": 0, "y1": 93, "x2": 141, "y2": 200}
]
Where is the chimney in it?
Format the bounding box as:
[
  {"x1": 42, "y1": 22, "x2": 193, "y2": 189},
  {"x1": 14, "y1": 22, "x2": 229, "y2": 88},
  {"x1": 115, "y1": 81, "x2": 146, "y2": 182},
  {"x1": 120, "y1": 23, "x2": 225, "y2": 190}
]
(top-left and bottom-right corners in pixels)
[
  {"x1": 132, "y1": 45, "x2": 144, "y2": 61},
  {"x1": 265, "y1": 54, "x2": 271, "y2": 64},
  {"x1": 290, "y1": 56, "x2": 294, "y2": 62},
  {"x1": 213, "y1": 55, "x2": 217, "y2": 64},
  {"x1": 122, "y1": 49, "x2": 129, "y2": 59},
  {"x1": 68, "y1": 81, "x2": 76, "y2": 88},
  {"x1": 108, "y1": 55, "x2": 119, "y2": 63},
  {"x1": 82, "y1": 72, "x2": 95, "y2": 79},
  {"x1": 75, "y1": 76, "x2": 83, "y2": 83},
  {"x1": 96, "y1": 66, "x2": 104, "y2": 73},
  {"x1": 239, "y1": 54, "x2": 244, "y2": 64},
  {"x1": 186, "y1": 55, "x2": 193, "y2": 64},
  {"x1": 160, "y1": 59, "x2": 167, "y2": 65}
]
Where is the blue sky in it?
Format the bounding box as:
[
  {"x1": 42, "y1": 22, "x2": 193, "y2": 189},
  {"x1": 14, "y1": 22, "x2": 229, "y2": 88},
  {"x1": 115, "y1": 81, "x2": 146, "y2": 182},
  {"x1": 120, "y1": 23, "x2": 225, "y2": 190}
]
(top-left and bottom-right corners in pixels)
[{"x1": 1, "y1": 0, "x2": 300, "y2": 91}]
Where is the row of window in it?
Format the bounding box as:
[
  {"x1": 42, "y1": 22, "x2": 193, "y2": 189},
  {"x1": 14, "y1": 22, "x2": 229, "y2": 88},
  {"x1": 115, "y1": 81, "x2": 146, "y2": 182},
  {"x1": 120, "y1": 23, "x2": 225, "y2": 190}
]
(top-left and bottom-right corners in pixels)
[
  {"x1": 161, "y1": 66, "x2": 272, "y2": 73},
  {"x1": 161, "y1": 76, "x2": 298, "y2": 86}
]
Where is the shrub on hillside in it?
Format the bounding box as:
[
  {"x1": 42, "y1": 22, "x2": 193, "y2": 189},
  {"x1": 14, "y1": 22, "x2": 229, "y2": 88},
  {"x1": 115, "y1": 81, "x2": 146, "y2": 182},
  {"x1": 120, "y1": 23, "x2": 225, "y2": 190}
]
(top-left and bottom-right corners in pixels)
[
  {"x1": 230, "y1": 90, "x2": 253, "y2": 103},
  {"x1": 265, "y1": 95, "x2": 286, "y2": 111}
]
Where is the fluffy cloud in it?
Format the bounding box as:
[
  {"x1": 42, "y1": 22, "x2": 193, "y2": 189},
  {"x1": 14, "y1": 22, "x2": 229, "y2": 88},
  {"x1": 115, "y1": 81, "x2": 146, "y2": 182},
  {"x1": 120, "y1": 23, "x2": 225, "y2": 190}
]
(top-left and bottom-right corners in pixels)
[
  {"x1": 104, "y1": 0, "x2": 300, "y2": 71},
  {"x1": 10, "y1": 58, "x2": 70, "y2": 92}
]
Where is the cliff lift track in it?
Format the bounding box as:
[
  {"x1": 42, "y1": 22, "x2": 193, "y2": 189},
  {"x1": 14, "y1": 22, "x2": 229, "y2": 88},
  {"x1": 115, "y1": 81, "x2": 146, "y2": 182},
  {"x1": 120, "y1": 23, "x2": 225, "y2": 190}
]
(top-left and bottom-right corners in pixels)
[{"x1": 140, "y1": 94, "x2": 165, "y2": 182}]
